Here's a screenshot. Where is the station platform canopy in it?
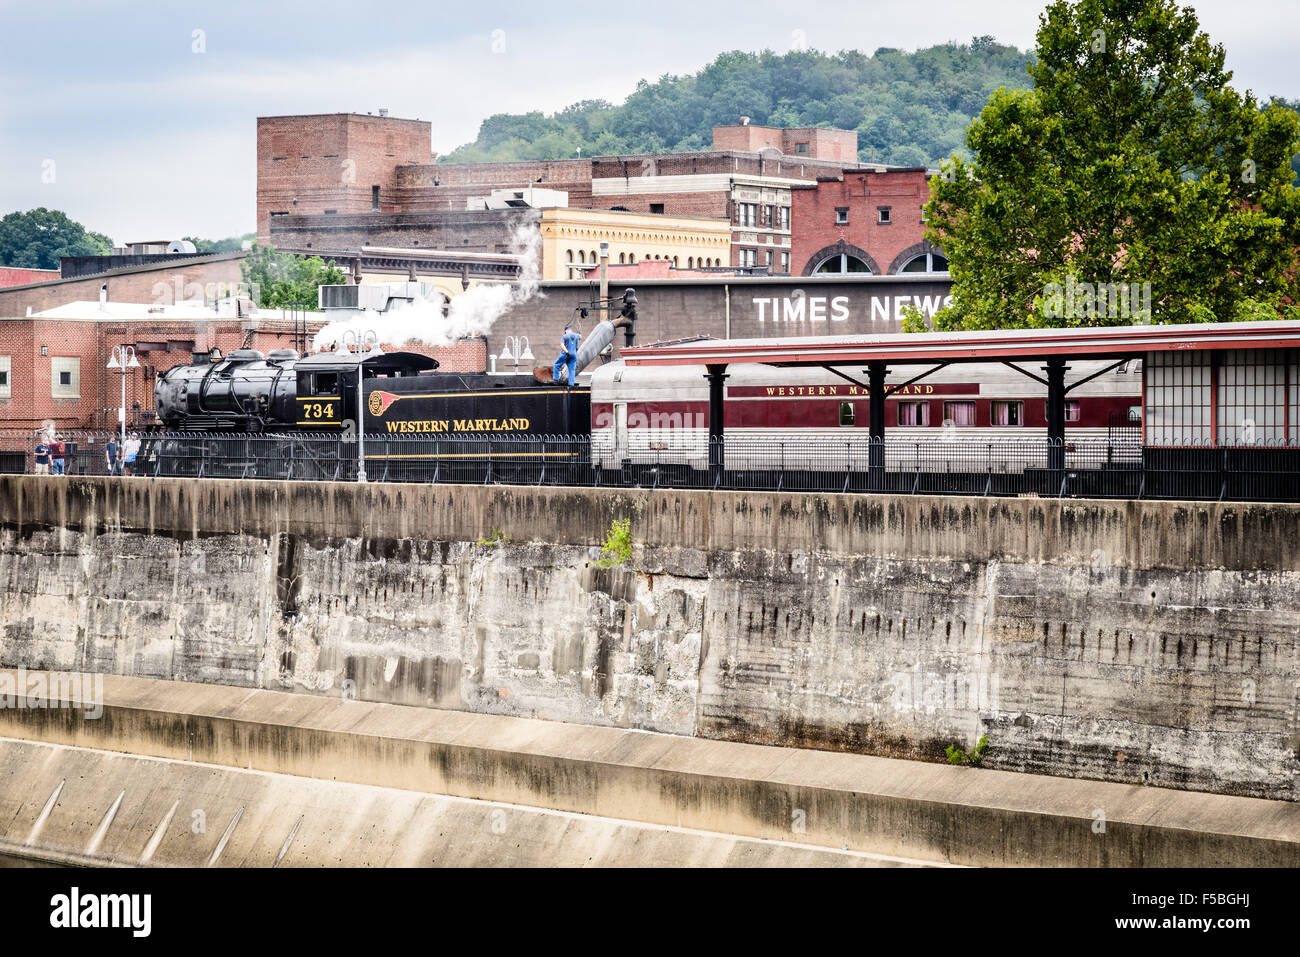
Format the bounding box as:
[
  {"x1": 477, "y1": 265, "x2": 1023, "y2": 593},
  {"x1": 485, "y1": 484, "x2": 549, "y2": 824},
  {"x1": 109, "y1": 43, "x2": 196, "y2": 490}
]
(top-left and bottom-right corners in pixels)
[
  {"x1": 619, "y1": 320, "x2": 1300, "y2": 465},
  {"x1": 620, "y1": 320, "x2": 1300, "y2": 368}
]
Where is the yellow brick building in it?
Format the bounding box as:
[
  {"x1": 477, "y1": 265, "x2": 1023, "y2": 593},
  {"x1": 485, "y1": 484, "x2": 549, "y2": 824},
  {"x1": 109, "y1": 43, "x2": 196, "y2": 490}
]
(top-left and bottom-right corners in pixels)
[{"x1": 539, "y1": 208, "x2": 732, "y2": 281}]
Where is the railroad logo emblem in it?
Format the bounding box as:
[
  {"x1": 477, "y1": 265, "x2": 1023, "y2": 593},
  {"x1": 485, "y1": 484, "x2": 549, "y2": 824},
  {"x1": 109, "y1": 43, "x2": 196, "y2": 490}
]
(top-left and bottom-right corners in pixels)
[{"x1": 368, "y1": 391, "x2": 400, "y2": 417}]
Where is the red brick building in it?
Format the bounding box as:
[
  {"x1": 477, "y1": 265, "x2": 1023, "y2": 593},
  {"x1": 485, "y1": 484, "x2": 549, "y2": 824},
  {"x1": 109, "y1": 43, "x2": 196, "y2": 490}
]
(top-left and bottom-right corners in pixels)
[
  {"x1": 258, "y1": 114, "x2": 883, "y2": 272},
  {"x1": 0, "y1": 297, "x2": 487, "y2": 431},
  {"x1": 0, "y1": 267, "x2": 61, "y2": 288},
  {"x1": 790, "y1": 168, "x2": 945, "y2": 276},
  {"x1": 257, "y1": 113, "x2": 433, "y2": 239},
  {"x1": 0, "y1": 253, "x2": 248, "y2": 318},
  {"x1": 710, "y1": 123, "x2": 859, "y2": 162}
]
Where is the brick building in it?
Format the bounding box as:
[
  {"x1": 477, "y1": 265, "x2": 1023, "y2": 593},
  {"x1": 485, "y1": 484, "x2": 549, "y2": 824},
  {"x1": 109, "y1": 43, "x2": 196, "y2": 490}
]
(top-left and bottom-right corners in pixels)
[
  {"x1": 257, "y1": 112, "x2": 433, "y2": 239},
  {"x1": 0, "y1": 267, "x2": 61, "y2": 289},
  {"x1": 0, "y1": 301, "x2": 275, "y2": 431},
  {"x1": 710, "y1": 123, "x2": 859, "y2": 162},
  {"x1": 790, "y1": 167, "x2": 945, "y2": 276},
  {"x1": 0, "y1": 253, "x2": 248, "y2": 319},
  {"x1": 256, "y1": 113, "x2": 900, "y2": 272},
  {"x1": 0, "y1": 291, "x2": 490, "y2": 431}
]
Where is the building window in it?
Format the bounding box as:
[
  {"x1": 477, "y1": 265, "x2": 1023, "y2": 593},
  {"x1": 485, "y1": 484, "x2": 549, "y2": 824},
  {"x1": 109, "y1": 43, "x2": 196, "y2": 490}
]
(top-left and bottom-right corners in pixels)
[
  {"x1": 566, "y1": 250, "x2": 574, "y2": 263},
  {"x1": 270, "y1": 211, "x2": 288, "y2": 218},
  {"x1": 781, "y1": 252, "x2": 790, "y2": 273},
  {"x1": 650, "y1": 203, "x2": 665, "y2": 214},
  {"x1": 991, "y1": 400, "x2": 1023, "y2": 426},
  {"x1": 835, "y1": 207, "x2": 849, "y2": 225},
  {"x1": 0, "y1": 356, "x2": 9, "y2": 399},
  {"x1": 324, "y1": 209, "x2": 338, "y2": 215},
  {"x1": 943, "y1": 400, "x2": 976, "y2": 427},
  {"x1": 795, "y1": 142, "x2": 809, "y2": 155},
  {"x1": 897, "y1": 401, "x2": 930, "y2": 426},
  {"x1": 813, "y1": 253, "x2": 871, "y2": 274},
  {"x1": 590, "y1": 249, "x2": 597, "y2": 262},
  {"x1": 878, "y1": 207, "x2": 892, "y2": 224},
  {"x1": 779, "y1": 207, "x2": 790, "y2": 230},
  {"x1": 629, "y1": 253, "x2": 636, "y2": 264},
  {"x1": 899, "y1": 252, "x2": 950, "y2": 274},
  {"x1": 51, "y1": 357, "x2": 80, "y2": 399},
  {"x1": 371, "y1": 186, "x2": 381, "y2": 209},
  {"x1": 839, "y1": 402, "x2": 855, "y2": 426},
  {"x1": 619, "y1": 252, "x2": 626, "y2": 264}
]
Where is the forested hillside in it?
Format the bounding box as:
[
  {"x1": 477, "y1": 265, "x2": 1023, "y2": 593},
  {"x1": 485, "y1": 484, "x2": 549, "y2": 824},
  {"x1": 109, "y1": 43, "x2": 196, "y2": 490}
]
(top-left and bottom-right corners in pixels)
[{"x1": 442, "y1": 38, "x2": 1034, "y2": 167}]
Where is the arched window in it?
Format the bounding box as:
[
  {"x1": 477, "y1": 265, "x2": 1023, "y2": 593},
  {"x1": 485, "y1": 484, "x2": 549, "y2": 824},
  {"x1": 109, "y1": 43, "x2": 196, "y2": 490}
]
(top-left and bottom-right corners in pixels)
[
  {"x1": 566, "y1": 250, "x2": 574, "y2": 263},
  {"x1": 619, "y1": 252, "x2": 626, "y2": 264},
  {"x1": 629, "y1": 253, "x2": 635, "y2": 264},
  {"x1": 813, "y1": 252, "x2": 872, "y2": 274},
  {"x1": 590, "y1": 250, "x2": 597, "y2": 262},
  {"x1": 687, "y1": 257, "x2": 694, "y2": 269},
  {"x1": 672, "y1": 256, "x2": 679, "y2": 266},
  {"x1": 899, "y1": 252, "x2": 950, "y2": 274},
  {"x1": 578, "y1": 250, "x2": 585, "y2": 264}
]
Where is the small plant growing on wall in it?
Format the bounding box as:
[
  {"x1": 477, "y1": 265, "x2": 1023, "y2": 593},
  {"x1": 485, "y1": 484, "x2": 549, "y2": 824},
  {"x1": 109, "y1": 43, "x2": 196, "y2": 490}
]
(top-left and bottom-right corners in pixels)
[
  {"x1": 595, "y1": 517, "x2": 635, "y2": 568},
  {"x1": 477, "y1": 527, "x2": 510, "y2": 547},
  {"x1": 945, "y1": 735, "x2": 991, "y2": 767}
]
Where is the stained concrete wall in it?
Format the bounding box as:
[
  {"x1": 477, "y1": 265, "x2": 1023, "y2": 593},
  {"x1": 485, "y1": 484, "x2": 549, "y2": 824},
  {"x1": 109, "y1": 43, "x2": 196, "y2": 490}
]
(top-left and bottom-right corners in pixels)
[
  {"x1": 0, "y1": 476, "x2": 1298, "y2": 801},
  {"x1": 4, "y1": 672, "x2": 1296, "y2": 868}
]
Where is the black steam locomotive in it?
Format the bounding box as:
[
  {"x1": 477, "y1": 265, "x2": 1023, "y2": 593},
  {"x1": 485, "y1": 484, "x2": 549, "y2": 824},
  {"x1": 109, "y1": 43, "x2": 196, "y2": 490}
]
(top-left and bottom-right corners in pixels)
[
  {"x1": 147, "y1": 344, "x2": 592, "y2": 480},
  {"x1": 154, "y1": 347, "x2": 589, "y2": 434}
]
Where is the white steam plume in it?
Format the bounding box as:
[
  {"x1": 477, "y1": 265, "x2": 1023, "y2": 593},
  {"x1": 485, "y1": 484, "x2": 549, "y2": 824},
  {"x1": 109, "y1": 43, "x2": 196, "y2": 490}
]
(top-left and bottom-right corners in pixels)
[{"x1": 312, "y1": 220, "x2": 542, "y2": 352}]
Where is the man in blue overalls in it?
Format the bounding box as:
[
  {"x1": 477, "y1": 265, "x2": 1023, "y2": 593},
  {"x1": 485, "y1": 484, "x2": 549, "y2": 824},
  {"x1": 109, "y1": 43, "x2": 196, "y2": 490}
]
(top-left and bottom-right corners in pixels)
[{"x1": 552, "y1": 324, "x2": 581, "y2": 386}]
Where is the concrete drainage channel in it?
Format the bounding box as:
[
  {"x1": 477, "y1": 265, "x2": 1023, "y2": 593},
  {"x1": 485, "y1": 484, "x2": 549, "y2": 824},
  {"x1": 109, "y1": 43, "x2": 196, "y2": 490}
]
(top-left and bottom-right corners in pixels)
[{"x1": 1, "y1": 670, "x2": 1297, "y2": 868}]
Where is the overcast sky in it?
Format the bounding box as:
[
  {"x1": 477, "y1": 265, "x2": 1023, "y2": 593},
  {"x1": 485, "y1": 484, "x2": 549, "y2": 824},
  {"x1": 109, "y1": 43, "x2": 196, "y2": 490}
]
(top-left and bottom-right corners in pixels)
[{"x1": 1, "y1": 0, "x2": 1296, "y2": 244}]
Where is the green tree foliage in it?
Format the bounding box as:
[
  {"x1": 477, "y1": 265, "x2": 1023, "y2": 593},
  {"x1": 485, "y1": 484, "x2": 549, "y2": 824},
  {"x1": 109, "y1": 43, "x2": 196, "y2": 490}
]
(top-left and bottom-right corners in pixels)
[
  {"x1": 442, "y1": 42, "x2": 1036, "y2": 167},
  {"x1": 925, "y1": 0, "x2": 1300, "y2": 330},
  {"x1": 239, "y1": 244, "x2": 347, "y2": 308},
  {"x1": 0, "y1": 208, "x2": 112, "y2": 270},
  {"x1": 183, "y1": 233, "x2": 255, "y2": 254}
]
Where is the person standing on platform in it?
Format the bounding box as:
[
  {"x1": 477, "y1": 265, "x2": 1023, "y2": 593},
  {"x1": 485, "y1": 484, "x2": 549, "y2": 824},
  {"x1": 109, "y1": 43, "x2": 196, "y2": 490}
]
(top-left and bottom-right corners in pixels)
[
  {"x1": 123, "y1": 432, "x2": 140, "y2": 476},
  {"x1": 552, "y1": 325, "x2": 581, "y2": 387},
  {"x1": 33, "y1": 437, "x2": 51, "y2": 475},
  {"x1": 50, "y1": 435, "x2": 66, "y2": 475},
  {"x1": 105, "y1": 436, "x2": 120, "y2": 476}
]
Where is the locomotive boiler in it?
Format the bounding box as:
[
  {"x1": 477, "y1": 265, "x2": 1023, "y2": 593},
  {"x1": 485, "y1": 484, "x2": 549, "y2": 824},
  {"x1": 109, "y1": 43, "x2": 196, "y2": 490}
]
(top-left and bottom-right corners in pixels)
[{"x1": 153, "y1": 346, "x2": 592, "y2": 436}]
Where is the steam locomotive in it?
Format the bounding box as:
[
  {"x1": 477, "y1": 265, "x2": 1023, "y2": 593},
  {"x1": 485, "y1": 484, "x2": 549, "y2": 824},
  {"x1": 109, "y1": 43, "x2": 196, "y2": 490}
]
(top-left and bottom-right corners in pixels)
[{"x1": 146, "y1": 284, "x2": 1142, "y2": 484}]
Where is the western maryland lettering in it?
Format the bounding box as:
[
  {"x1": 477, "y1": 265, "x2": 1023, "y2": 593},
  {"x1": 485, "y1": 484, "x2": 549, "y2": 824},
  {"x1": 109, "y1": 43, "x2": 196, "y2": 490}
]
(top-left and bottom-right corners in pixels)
[
  {"x1": 385, "y1": 417, "x2": 531, "y2": 433},
  {"x1": 729, "y1": 383, "x2": 977, "y2": 398}
]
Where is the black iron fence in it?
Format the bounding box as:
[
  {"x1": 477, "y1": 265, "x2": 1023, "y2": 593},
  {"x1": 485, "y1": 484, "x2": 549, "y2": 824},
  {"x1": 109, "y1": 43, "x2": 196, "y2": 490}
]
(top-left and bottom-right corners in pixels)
[{"x1": 0, "y1": 429, "x2": 1295, "y2": 502}]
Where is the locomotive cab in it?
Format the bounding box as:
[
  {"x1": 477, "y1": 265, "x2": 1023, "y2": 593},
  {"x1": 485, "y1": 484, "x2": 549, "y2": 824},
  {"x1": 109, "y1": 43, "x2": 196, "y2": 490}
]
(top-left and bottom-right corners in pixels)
[{"x1": 292, "y1": 351, "x2": 441, "y2": 430}]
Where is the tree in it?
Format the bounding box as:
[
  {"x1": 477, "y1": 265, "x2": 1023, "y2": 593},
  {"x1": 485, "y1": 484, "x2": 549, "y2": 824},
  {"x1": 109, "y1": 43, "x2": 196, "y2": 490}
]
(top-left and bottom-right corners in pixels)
[
  {"x1": 183, "y1": 233, "x2": 255, "y2": 253},
  {"x1": 439, "y1": 43, "x2": 1036, "y2": 167},
  {"x1": 924, "y1": 0, "x2": 1300, "y2": 330},
  {"x1": 0, "y1": 208, "x2": 112, "y2": 270},
  {"x1": 240, "y1": 244, "x2": 347, "y2": 308}
]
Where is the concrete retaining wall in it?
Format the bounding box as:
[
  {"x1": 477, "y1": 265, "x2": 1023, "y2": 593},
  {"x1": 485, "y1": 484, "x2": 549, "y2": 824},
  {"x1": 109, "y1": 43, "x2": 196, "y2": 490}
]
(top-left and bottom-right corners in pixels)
[
  {"x1": 3, "y1": 673, "x2": 1296, "y2": 868},
  {"x1": 1, "y1": 476, "x2": 1298, "y2": 801}
]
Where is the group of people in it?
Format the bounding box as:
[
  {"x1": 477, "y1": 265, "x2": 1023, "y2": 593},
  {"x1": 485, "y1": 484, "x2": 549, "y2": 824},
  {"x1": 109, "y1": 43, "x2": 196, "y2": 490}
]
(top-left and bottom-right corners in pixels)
[
  {"x1": 105, "y1": 432, "x2": 142, "y2": 476},
  {"x1": 32, "y1": 430, "x2": 141, "y2": 476}
]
